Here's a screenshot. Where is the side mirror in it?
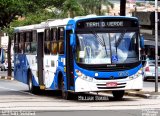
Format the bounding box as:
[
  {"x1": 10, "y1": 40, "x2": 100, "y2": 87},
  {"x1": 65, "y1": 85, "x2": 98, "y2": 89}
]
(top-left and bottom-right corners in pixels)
[
  {"x1": 70, "y1": 34, "x2": 75, "y2": 46},
  {"x1": 140, "y1": 35, "x2": 144, "y2": 48}
]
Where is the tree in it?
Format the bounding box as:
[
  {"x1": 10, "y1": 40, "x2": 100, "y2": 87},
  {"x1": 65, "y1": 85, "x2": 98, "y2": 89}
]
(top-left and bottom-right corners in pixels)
[
  {"x1": 78, "y1": 0, "x2": 113, "y2": 15},
  {"x1": 0, "y1": 0, "x2": 66, "y2": 29},
  {"x1": 0, "y1": 0, "x2": 65, "y2": 77},
  {"x1": 0, "y1": 0, "x2": 25, "y2": 28},
  {"x1": 61, "y1": 0, "x2": 83, "y2": 18}
]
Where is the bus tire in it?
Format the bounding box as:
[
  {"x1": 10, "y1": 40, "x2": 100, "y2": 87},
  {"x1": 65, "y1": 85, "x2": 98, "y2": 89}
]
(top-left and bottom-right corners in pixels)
[
  {"x1": 61, "y1": 77, "x2": 70, "y2": 100},
  {"x1": 28, "y1": 71, "x2": 39, "y2": 94},
  {"x1": 112, "y1": 90, "x2": 124, "y2": 100}
]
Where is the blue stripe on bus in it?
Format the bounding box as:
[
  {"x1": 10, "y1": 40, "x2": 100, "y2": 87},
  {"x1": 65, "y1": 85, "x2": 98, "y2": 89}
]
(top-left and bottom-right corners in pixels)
[{"x1": 74, "y1": 62, "x2": 142, "y2": 79}]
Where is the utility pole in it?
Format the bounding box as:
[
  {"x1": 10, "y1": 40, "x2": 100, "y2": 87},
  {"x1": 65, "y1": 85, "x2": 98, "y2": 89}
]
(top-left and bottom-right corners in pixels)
[
  {"x1": 155, "y1": 0, "x2": 158, "y2": 92},
  {"x1": 120, "y1": 0, "x2": 126, "y2": 16}
]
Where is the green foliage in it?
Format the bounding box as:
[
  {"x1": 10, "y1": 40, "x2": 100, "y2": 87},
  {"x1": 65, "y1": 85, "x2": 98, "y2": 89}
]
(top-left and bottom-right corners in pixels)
[
  {"x1": 11, "y1": 11, "x2": 55, "y2": 26},
  {"x1": 0, "y1": 0, "x2": 114, "y2": 36},
  {"x1": 61, "y1": 0, "x2": 84, "y2": 18},
  {"x1": 78, "y1": 0, "x2": 113, "y2": 15},
  {"x1": 0, "y1": 0, "x2": 25, "y2": 28},
  {"x1": 0, "y1": 0, "x2": 65, "y2": 29},
  {"x1": 136, "y1": 2, "x2": 142, "y2": 6}
]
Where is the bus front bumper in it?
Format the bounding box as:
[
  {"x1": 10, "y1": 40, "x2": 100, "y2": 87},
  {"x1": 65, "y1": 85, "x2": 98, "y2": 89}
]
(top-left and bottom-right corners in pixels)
[{"x1": 74, "y1": 75, "x2": 143, "y2": 92}]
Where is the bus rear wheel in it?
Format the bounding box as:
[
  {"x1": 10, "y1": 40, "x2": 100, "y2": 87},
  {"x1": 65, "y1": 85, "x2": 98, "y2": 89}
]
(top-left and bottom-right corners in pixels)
[
  {"x1": 112, "y1": 90, "x2": 124, "y2": 100},
  {"x1": 28, "y1": 71, "x2": 39, "y2": 94}
]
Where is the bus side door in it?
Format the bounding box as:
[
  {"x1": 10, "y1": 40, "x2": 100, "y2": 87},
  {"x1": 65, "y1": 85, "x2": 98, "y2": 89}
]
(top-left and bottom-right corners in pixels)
[{"x1": 37, "y1": 29, "x2": 45, "y2": 89}]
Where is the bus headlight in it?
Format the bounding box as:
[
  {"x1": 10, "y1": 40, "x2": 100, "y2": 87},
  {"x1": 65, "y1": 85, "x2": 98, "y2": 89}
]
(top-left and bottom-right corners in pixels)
[
  {"x1": 75, "y1": 69, "x2": 93, "y2": 82},
  {"x1": 135, "y1": 68, "x2": 143, "y2": 78},
  {"x1": 129, "y1": 68, "x2": 143, "y2": 80}
]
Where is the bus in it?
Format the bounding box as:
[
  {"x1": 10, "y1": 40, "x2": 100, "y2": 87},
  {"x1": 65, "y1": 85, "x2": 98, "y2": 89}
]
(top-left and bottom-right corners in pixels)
[
  {"x1": 14, "y1": 16, "x2": 144, "y2": 99},
  {"x1": 0, "y1": 47, "x2": 5, "y2": 66}
]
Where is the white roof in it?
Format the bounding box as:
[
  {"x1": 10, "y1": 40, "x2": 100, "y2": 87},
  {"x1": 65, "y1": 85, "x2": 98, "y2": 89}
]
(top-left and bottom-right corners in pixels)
[
  {"x1": 47, "y1": 18, "x2": 71, "y2": 27},
  {"x1": 14, "y1": 18, "x2": 71, "y2": 32},
  {"x1": 14, "y1": 23, "x2": 46, "y2": 32}
]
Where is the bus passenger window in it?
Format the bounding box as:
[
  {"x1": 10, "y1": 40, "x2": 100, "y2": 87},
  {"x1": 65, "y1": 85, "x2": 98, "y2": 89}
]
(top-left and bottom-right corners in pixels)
[
  {"x1": 30, "y1": 31, "x2": 37, "y2": 54},
  {"x1": 59, "y1": 28, "x2": 64, "y2": 40},
  {"x1": 51, "y1": 28, "x2": 57, "y2": 41},
  {"x1": 25, "y1": 43, "x2": 31, "y2": 53},
  {"x1": 31, "y1": 42, "x2": 37, "y2": 54},
  {"x1": 58, "y1": 41, "x2": 64, "y2": 54},
  {"x1": 51, "y1": 42, "x2": 58, "y2": 55},
  {"x1": 44, "y1": 42, "x2": 51, "y2": 54},
  {"x1": 14, "y1": 44, "x2": 19, "y2": 53},
  {"x1": 18, "y1": 33, "x2": 25, "y2": 53},
  {"x1": 14, "y1": 33, "x2": 19, "y2": 53},
  {"x1": 19, "y1": 43, "x2": 23, "y2": 53}
]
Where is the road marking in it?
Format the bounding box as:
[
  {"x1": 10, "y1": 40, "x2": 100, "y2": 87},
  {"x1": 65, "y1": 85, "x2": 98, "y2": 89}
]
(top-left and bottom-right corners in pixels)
[{"x1": 0, "y1": 86, "x2": 36, "y2": 96}]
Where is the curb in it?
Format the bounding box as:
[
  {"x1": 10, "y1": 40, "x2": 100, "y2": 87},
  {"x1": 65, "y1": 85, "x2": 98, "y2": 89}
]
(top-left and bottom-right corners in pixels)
[
  {"x1": 0, "y1": 76, "x2": 14, "y2": 80},
  {"x1": 125, "y1": 91, "x2": 160, "y2": 99},
  {"x1": 125, "y1": 91, "x2": 151, "y2": 98}
]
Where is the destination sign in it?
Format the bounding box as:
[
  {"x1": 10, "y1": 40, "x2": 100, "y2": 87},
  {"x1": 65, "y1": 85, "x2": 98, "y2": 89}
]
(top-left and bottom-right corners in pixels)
[
  {"x1": 85, "y1": 21, "x2": 123, "y2": 28},
  {"x1": 76, "y1": 18, "x2": 138, "y2": 29}
]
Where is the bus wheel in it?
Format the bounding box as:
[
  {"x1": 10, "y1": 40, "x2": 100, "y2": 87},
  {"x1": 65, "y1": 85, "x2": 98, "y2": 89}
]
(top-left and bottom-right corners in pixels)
[
  {"x1": 61, "y1": 78, "x2": 70, "y2": 100},
  {"x1": 112, "y1": 90, "x2": 124, "y2": 100},
  {"x1": 28, "y1": 71, "x2": 39, "y2": 94}
]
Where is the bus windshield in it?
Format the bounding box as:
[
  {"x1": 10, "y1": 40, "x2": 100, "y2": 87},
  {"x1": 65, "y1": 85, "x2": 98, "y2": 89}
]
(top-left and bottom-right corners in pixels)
[{"x1": 76, "y1": 32, "x2": 139, "y2": 64}]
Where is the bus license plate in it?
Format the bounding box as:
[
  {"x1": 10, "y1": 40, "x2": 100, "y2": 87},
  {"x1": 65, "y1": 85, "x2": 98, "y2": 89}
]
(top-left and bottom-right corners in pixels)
[{"x1": 106, "y1": 82, "x2": 117, "y2": 87}]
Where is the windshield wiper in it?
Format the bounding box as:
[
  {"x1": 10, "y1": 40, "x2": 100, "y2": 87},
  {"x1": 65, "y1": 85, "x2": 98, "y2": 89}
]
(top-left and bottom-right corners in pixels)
[
  {"x1": 115, "y1": 36, "x2": 117, "y2": 54},
  {"x1": 115, "y1": 32, "x2": 125, "y2": 48},
  {"x1": 92, "y1": 33, "x2": 104, "y2": 46},
  {"x1": 101, "y1": 34, "x2": 108, "y2": 57},
  {"x1": 92, "y1": 32, "x2": 109, "y2": 57}
]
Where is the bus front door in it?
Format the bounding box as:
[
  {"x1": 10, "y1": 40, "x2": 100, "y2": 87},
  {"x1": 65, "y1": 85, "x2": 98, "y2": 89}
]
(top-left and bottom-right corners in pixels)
[
  {"x1": 37, "y1": 31, "x2": 45, "y2": 89},
  {"x1": 66, "y1": 30, "x2": 74, "y2": 90}
]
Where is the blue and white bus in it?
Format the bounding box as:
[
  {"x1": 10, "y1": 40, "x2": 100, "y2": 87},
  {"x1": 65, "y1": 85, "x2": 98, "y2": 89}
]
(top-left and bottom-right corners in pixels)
[{"x1": 14, "y1": 16, "x2": 143, "y2": 99}]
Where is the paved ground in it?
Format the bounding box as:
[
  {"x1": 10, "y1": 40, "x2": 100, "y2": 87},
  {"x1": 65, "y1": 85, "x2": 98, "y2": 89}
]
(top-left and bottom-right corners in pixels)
[{"x1": 0, "y1": 77, "x2": 160, "y2": 116}]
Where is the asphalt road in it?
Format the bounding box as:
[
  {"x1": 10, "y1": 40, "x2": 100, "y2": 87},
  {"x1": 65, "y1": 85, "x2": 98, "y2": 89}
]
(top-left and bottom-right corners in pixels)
[{"x1": 0, "y1": 71, "x2": 160, "y2": 116}]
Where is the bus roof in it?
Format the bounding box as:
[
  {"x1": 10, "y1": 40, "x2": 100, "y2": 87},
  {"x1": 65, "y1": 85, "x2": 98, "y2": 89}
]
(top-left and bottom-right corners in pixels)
[
  {"x1": 73, "y1": 15, "x2": 138, "y2": 21},
  {"x1": 14, "y1": 15, "x2": 138, "y2": 32},
  {"x1": 14, "y1": 22, "x2": 46, "y2": 32}
]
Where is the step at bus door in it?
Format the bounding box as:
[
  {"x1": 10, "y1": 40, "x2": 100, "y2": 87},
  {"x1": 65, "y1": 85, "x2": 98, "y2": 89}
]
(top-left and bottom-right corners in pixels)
[{"x1": 37, "y1": 30, "x2": 45, "y2": 90}]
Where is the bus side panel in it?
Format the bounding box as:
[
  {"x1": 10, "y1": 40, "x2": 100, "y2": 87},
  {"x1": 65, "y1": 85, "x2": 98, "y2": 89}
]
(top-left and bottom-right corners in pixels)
[
  {"x1": 14, "y1": 54, "x2": 28, "y2": 84},
  {"x1": 49, "y1": 56, "x2": 66, "y2": 90},
  {"x1": 14, "y1": 54, "x2": 39, "y2": 86},
  {"x1": 26, "y1": 55, "x2": 39, "y2": 86},
  {"x1": 43, "y1": 55, "x2": 58, "y2": 89}
]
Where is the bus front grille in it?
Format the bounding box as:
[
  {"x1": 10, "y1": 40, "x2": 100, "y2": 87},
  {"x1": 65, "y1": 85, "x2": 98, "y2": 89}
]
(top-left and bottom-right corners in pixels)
[
  {"x1": 97, "y1": 86, "x2": 125, "y2": 89},
  {"x1": 94, "y1": 76, "x2": 128, "y2": 80}
]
